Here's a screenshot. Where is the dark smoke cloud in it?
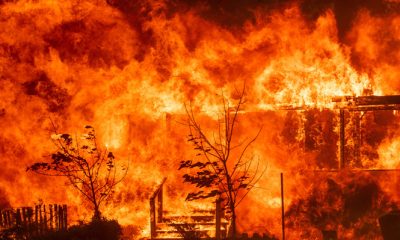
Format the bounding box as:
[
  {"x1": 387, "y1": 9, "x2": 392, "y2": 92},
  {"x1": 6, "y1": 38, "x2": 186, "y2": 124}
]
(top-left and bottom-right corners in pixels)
[
  {"x1": 300, "y1": 0, "x2": 400, "y2": 41},
  {"x1": 108, "y1": 0, "x2": 399, "y2": 39}
]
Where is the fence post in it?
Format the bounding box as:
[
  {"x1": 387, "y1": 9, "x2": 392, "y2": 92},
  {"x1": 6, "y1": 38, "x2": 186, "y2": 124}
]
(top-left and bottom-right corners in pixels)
[
  {"x1": 35, "y1": 205, "x2": 38, "y2": 234},
  {"x1": 28, "y1": 207, "x2": 33, "y2": 232},
  {"x1": 39, "y1": 205, "x2": 43, "y2": 234},
  {"x1": 16, "y1": 208, "x2": 21, "y2": 226},
  {"x1": 59, "y1": 205, "x2": 63, "y2": 231},
  {"x1": 49, "y1": 205, "x2": 53, "y2": 230},
  {"x1": 44, "y1": 205, "x2": 48, "y2": 230},
  {"x1": 63, "y1": 205, "x2": 67, "y2": 230},
  {"x1": 22, "y1": 208, "x2": 27, "y2": 230},
  {"x1": 7, "y1": 210, "x2": 11, "y2": 227},
  {"x1": 215, "y1": 197, "x2": 221, "y2": 240},
  {"x1": 54, "y1": 205, "x2": 58, "y2": 231},
  {"x1": 2, "y1": 211, "x2": 7, "y2": 227}
]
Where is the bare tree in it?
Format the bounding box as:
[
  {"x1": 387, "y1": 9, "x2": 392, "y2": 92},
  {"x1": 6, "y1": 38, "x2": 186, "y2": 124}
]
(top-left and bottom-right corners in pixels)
[
  {"x1": 179, "y1": 87, "x2": 265, "y2": 239},
  {"x1": 27, "y1": 125, "x2": 128, "y2": 221}
]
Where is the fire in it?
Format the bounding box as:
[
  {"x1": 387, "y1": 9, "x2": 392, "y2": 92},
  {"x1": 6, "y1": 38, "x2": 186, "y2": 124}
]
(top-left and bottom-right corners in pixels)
[{"x1": 0, "y1": 0, "x2": 399, "y2": 239}]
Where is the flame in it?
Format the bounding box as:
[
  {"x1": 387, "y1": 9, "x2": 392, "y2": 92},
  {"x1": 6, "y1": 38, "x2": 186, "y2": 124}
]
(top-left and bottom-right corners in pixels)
[{"x1": 0, "y1": 0, "x2": 399, "y2": 239}]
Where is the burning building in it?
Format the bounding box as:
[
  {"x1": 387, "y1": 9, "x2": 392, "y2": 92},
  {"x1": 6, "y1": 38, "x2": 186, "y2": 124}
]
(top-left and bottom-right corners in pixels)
[{"x1": 0, "y1": 0, "x2": 399, "y2": 239}]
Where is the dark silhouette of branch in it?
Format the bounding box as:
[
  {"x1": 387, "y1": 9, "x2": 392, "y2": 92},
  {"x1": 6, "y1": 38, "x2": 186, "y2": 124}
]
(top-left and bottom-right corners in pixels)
[
  {"x1": 179, "y1": 86, "x2": 265, "y2": 239},
  {"x1": 27, "y1": 125, "x2": 128, "y2": 221}
]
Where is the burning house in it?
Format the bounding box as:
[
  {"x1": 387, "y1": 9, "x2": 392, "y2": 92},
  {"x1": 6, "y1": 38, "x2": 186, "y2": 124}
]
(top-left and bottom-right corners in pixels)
[{"x1": 0, "y1": 0, "x2": 399, "y2": 239}]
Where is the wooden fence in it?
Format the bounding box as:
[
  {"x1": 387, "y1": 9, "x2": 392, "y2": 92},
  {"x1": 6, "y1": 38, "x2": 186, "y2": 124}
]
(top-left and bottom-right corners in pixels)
[{"x1": 0, "y1": 204, "x2": 67, "y2": 235}]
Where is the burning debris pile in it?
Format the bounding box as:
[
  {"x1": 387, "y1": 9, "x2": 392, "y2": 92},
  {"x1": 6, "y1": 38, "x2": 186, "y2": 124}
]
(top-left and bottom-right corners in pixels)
[
  {"x1": 0, "y1": 0, "x2": 399, "y2": 239},
  {"x1": 286, "y1": 172, "x2": 396, "y2": 239}
]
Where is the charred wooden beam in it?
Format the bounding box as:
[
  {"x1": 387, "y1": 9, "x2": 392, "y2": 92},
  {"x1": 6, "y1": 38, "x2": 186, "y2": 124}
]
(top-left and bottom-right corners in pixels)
[
  {"x1": 333, "y1": 95, "x2": 400, "y2": 108},
  {"x1": 149, "y1": 177, "x2": 167, "y2": 239},
  {"x1": 339, "y1": 109, "x2": 345, "y2": 170},
  {"x1": 149, "y1": 198, "x2": 156, "y2": 239},
  {"x1": 156, "y1": 185, "x2": 163, "y2": 223},
  {"x1": 356, "y1": 95, "x2": 400, "y2": 106},
  {"x1": 150, "y1": 177, "x2": 167, "y2": 200},
  {"x1": 276, "y1": 95, "x2": 400, "y2": 111},
  {"x1": 343, "y1": 105, "x2": 400, "y2": 111},
  {"x1": 312, "y1": 169, "x2": 400, "y2": 172},
  {"x1": 332, "y1": 95, "x2": 400, "y2": 105}
]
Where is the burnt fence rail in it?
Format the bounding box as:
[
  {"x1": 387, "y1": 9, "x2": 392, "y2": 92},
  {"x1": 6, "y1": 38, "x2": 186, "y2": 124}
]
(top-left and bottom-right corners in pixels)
[{"x1": 0, "y1": 204, "x2": 67, "y2": 236}]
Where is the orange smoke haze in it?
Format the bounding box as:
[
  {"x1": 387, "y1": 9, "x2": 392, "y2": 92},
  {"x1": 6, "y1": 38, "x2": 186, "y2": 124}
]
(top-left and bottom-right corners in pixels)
[{"x1": 0, "y1": 0, "x2": 399, "y2": 239}]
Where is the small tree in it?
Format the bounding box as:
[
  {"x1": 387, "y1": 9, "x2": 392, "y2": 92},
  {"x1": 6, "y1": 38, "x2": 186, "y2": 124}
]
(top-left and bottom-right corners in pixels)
[
  {"x1": 179, "y1": 87, "x2": 265, "y2": 239},
  {"x1": 27, "y1": 125, "x2": 128, "y2": 221}
]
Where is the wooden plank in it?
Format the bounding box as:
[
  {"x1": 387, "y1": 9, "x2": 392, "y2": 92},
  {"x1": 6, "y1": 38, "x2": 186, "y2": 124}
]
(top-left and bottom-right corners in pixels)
[
  {"x1": 39, "y1": 205, "x2": 43, "y2": 234},
  {"x1": 43, "y1": 205, "x2": 47, "y2": 230},
  {"x1": 150, "y1": 198, "x2": 156, "y2": 239},
  {"x1": 150, "y1": 178, "x2": 167, "y2": 199},
  {"x1": 53, "y1": 205, "x2": 57, "y2": 230},
  {"x1": 27, "y1": 207, "x2": 33, "y2": 232},
  {"x1": 344, "y1": 105, "x2": 400, "y2": 111},
  {"x1": 332, "y1": 95, "x2": 400, "y2": 105},
  {"x1": 35, "y1": 205, "x2": 38, "y2": 233},
  {"x1": 16, "y1": 208, "x2": 21, "y2": 226},
  {"x1": 7, "y1": 210, "x2": 11, "y2": 227},
  {"x1": 59, "y1": 205, "x2": 63, "y2": 231},
  {"x1": 22, "y1": 208, "x2": 27, "y2": 230},
  {"x1": 63, "y1": 205, "x2": 67, "y2": 230},
  {"x1": 215, "y1": 198, "x2": 221, "y2": 240},
  {"x1": 157, "y1": 185, "x2": 163, "y2": 223},
  {"x1": 355, "y1": 95, "x2": 400, "y2": 106},
  {"x1": 339, "y1": 109, "x2": 345, "y2": 169},
  {"x1": 49, "y1": 205, "x2": 53, "y2": 230}
]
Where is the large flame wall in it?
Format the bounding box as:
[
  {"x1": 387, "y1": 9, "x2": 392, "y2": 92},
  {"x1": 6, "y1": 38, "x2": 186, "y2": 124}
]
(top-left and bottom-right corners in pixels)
[{"x1": 0, "y1": 0, "x2": 399, "y2": 239}]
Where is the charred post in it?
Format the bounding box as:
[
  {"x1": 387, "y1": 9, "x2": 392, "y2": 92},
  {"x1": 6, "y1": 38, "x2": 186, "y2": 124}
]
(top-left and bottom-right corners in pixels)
[
  {"x1": 149, "y1": 198, "x2": 156, "y2": 239},
  {"x1": 34, "y1": 205, "x2": 38, "y2": 233},
  {"x1": 215, "y1": 197, "x2": 222, "y2": 240},
  {"x1": 28, "y1": 207, "x2": 33, "y2": 231},
  {"x1": 2, "y1": 210, "x2": 5, "y2": 228},
  {"x1": 281, "y1": 173, "x2": 285, "y2": 240},
  {"x1": 22, "y1": 207, "x2": 27, "y2": 230},
  {"x1": 43, "y1": 205, "x2": 47, "y2": 230},
  {"x1": 339, "y1": 109, "x2": 345, "y2": 169},
  {"x1": 63, "y1": 205, "x2": 67, "y2": 229},
  {"x1": 49, "y1": 204, "x2": 53, "y2": 230},
  {"x1": 7, "y1": 210, "x2": 11, "y2": 228},
  {"x1": 39, "y1": 205, "x2": 43, "y2": 233},
  {"x1": 156, "y1": 185, "x2": 163, "y2": 223},
  {"x1": 16, "y1": 208, "x2": 21, "y2": 226},
  {"x1": 59, "y1": 205, "x2": 63, "y2": 231}
]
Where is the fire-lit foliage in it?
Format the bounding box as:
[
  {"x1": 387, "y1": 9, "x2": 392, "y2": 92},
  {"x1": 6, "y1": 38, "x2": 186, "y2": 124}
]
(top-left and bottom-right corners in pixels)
[{"x1": 27, "y1": 126, "x2": 128, "y2": 221}]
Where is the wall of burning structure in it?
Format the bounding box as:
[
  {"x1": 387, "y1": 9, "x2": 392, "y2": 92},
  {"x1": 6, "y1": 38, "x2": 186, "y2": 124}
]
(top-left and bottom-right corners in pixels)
[
  {"x1": 0, "y1": 0, "x2": 399, "y2": 239},
  {"x1": 280, "y1": 108, "x2": 400, "y2": 239}
]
